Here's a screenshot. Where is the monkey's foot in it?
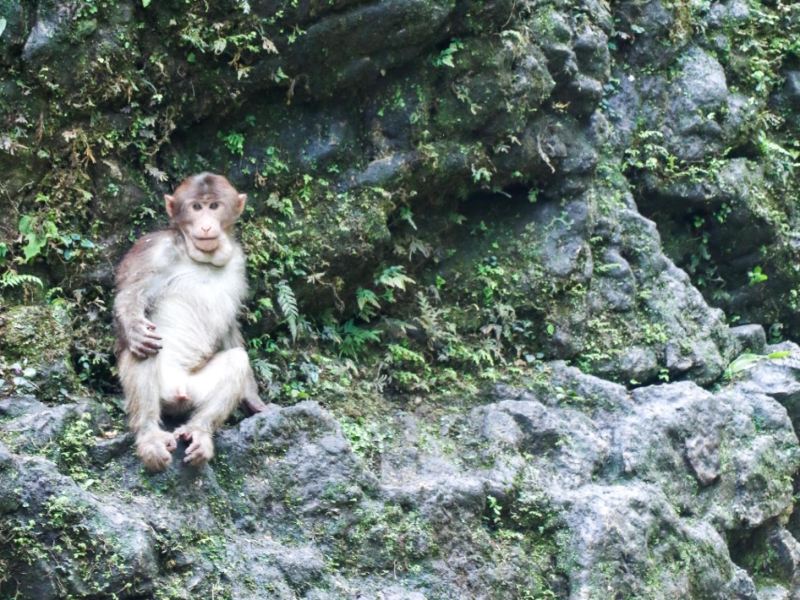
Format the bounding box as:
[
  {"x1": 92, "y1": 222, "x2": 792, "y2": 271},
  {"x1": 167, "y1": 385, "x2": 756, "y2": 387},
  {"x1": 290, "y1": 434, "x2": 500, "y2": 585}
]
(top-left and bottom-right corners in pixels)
[
  {"x1": 174, "y1": 426, "x2": 214, "y2": 466},
  {"x1": 136, "y1": 429, "x2": 177, "y2": 472},
  {"x1": 243, "y1": 395, "x2": 268, "y2": 415}
]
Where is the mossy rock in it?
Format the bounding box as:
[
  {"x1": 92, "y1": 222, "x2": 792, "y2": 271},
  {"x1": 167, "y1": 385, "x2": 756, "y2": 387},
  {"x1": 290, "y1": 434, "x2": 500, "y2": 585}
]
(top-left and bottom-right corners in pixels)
[{"x1": 0, "y1": 304, "x2": 81, "y2": 401}]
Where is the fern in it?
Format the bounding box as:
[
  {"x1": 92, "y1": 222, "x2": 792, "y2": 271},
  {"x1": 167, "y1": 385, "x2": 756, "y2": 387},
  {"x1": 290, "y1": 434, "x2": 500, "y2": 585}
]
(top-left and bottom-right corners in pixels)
[
  {"x1": 0, "y1": 270, "x2": 44, "y2": 289},
  {"x1": 387, "y1": 343, "x2": 426, "y2": 367},
  {"x1": 252, "y1": 358, "x2": 278, "y2": 384},
  {"x1": 407, "y1": 237, "x2": 432, "y2": 259},
  {"x1": 398, "y1": 206, "x2": 417, "y2": 230},
  {"x1": 356, "y1": 287, "x2": 381, "y2": 318},
  {"x1": 338, "y1": 320, "x2": 381, "y2": 358},
  {"x1": 416, "y1": 292, "x2": 457, "y2": 349},
  {"x1": 375, "y1": 265, "x2": 415, "y2": 291},
  {"x1": 276, "y1": 280, "x2": 300, "y2": 341}
]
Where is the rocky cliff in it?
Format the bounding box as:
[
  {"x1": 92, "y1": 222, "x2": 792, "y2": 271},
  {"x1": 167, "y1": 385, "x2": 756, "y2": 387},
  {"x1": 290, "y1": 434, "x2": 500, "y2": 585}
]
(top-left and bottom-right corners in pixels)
[{"x1": 2, "y1": 1, "x2": 800, "y2": 598}]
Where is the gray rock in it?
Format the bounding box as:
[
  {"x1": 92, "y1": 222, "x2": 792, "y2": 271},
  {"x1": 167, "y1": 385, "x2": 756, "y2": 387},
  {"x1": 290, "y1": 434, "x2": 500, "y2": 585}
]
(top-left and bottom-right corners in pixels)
[
  {"x1": 665, "y1": 47, "x2": 729, "y2": 162},
  {"x1": 731, "y1": 324, "x2": 768, "y2": 355},
  {"x1": 21, "y1": 1, "x2": 71, "y2": 62},
  {"x1": 784, "y1": 71, "x2": 800, "y2": 109},
  {"x1": 2, "y1": 349, "x2": 800, "y2": 598},
  {"x1": 0, "y1": 401, "x2": 89, "y2": 452},
  {"x1": 765, "y1": 526, "x2": 800, "y2": 586},
  {"x1": 735, "y1": 342, "x2": 800, "y2": 428},
  {"x1": 757, "y1": 587, "x2": 790, "y2": 600},
  {"x1": 0, "y1": 455, "x2": 158, "y2": 599}
]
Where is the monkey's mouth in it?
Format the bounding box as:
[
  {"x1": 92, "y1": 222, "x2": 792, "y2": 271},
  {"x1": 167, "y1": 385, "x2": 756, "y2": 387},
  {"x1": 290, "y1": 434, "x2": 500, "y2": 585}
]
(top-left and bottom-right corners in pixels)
[{"x1": 192, "y1": 237, "x2": 220, "y2": 252}]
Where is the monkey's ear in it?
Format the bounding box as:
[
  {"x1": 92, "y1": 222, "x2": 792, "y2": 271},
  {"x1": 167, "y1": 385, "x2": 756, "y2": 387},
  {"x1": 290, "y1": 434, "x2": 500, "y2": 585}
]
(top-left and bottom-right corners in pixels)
[
  {"x1": 164, "y1": 194, "x2": 176, "y2": 218},
  {"x1": 236, "y1": 193, "x2": 247, "y2": 216}
]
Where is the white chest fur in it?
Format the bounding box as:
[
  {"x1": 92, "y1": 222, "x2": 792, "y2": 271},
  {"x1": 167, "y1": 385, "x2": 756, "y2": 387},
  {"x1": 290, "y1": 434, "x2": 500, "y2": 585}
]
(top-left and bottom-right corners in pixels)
[{"x1": 149, "y1": 248, "x2": 247, "y2": 365}]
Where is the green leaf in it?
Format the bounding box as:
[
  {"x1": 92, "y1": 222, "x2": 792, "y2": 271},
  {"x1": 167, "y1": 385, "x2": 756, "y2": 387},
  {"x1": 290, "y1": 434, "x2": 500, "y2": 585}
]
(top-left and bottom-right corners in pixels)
[
  {"x1": 276, "y1": 280, "x2": 300, "y2": 341},
  {"x1": 724, "y1": 353, "x2": 763, "y2": 378},
  {"x1": 22, "y1": 235, "x2": 44, "y2": 262},
  {"x1": 212, "y1": 38, "x2": 227, "y2": 55},
  {"x1": 18, "y1": 216, "x2": 57, "y2": 263},
  {"x1": 18, "y1": 214, "x2": 33, "y2": 234},
  {"x1": 375, "y1": 265, "x2": 415, "y2": 291},
  {"x1": 356, "y1": 288, "x2": 381, "y2": 315},
  {"x1": 337, "y1": 320, "x2": 381, "y2": 358},
  {"x1": 432, "y1": 39, "x2": 463, "y2": 68},
  {"x1": 0, "y1": 18, "x2": 7, "y2": 38},
  {"x1": 399, "y1": 206, "x2": 417, "y2": 230},
  {"x1": 142, "y1": 0, "x2": 151, "y2": 7},
  {"x1": 724, "y1": 351, "x2": 791, "y2": 379},
  {"x1": 748, "y1": 265, "x2": 768, "y2": 285},
  {"x1": 0, "y1": 271, "x2": 43, "y2": 289}
]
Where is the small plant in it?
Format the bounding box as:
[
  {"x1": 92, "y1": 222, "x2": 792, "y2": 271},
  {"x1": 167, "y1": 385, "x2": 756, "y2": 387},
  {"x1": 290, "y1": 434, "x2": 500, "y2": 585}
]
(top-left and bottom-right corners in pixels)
[
  {"x1": 356, "y1": 287, "x2": 381, "y2": 319},
  {"x1": 219, "y1": 131, "x2": 246, "y2": 156},
  {"x1": 276, "y1": 280, "x2": 300, "y2": 341},
  {"x1": 375, "y1": 265, "x2": 415, "y2": 291},
  {"x1": 432, "y1": 39, "x2": 464, "y2": 68},
  {"x1": 471, "y1": 164, "x2": 493, "y2": 184},
  {"x1": 261, "y1": 145, "x2": 290, "y2": 179},
  {"x1": 0, "y1": 270, "x2": 43, "y2": 289},
  {"x1": 18, "y1": 214, "x2": 59, "y2": 262},
  {"x1": 339, "y1": 416, "x2": 389, "y2": 463},
  {"x1": 723, "y1": 350, "x2": 791, "y2": 380},
  {"x1": 57, "y1": 413, "x2": 96, "y2": 484},
  {"x1": 485, "y1": 495, "x2": 503, "y2": 529},
  {"x1": 337, "y1": 320, "x2": 382, "y2": 358},
  {"x1": 747, "y1": 265, "x2": 768, "y2": 285}
]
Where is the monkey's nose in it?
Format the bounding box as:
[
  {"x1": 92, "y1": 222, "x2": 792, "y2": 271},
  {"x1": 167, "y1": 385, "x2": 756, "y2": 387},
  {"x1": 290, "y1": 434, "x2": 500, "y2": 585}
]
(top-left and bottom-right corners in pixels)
[{"x1": 201, "y1": 226, "x2": 211, "y2": 233}]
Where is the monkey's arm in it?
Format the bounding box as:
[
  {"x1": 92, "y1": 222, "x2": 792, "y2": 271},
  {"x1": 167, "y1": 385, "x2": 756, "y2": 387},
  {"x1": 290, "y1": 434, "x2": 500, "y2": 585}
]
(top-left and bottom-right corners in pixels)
[
  {"x1": 114, "y1": 233, "x2": 170, "y2": 358},
  {"x1": 221, "y1": 326, "x2": 267, "y2": 414}
]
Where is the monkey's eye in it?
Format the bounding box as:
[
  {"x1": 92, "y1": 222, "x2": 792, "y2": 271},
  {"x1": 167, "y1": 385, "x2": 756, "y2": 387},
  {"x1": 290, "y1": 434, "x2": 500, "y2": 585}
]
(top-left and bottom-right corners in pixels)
[
  {"x1": 192, "y1": 202, "x2": 202, "y2": 211},
  {"x1": 209, "y1": 202, "x2": 219, "y2": 210}
]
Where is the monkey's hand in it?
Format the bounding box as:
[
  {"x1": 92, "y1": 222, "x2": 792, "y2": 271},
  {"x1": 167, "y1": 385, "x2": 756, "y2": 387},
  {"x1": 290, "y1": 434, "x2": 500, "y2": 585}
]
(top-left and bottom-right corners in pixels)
[
  {"x1": 175, "y1": 426, "x2": 214, "y2": 467},
  {"x1": 136, "y1": 429, "x2": 177, "y2": 472},
  {"x1": 127, "y1": 317, "x2": 162, "y2": 358}
]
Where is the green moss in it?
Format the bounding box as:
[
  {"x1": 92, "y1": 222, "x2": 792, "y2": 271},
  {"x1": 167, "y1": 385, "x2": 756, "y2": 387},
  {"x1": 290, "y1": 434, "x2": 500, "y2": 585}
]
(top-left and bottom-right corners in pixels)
[
  {"x1": 0, "y1": 304, "x2": 81, "y2": 400},
  {"x1": 327, "y1": 502, "x2": 437, "y2": 572},
  {"x1": 54, "y1": 412, "x2": 96, "y2": 483}
]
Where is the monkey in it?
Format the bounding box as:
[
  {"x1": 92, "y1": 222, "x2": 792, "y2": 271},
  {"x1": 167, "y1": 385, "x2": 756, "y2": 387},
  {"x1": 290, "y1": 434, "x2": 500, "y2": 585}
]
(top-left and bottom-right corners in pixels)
[{"x1": 114, "y1": 172, "x2": 266, "y2": 471}]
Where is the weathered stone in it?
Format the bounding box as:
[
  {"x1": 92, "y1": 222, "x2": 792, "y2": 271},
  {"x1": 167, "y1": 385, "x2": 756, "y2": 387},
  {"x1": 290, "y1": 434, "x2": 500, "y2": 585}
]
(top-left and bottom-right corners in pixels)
[
  {"x1": 784, "y1": 71, "x2": 800, "y2": 109},
  {"x1": 0, "y1": 305, "x2": 82, "y2": 401},
  {"x1": 0, "y1": 455, "x2": 158, "y2": 599},
  {"x1": 731, "y1": 324, "x2": 768, "y2": 355}
]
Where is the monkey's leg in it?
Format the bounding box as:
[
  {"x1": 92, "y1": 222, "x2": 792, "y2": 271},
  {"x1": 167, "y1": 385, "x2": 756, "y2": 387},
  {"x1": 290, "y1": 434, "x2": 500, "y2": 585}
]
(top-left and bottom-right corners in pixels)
[
  {"x1": 157, "y1": 354, "x2": 191, "y2": 405},
  {"x1": 221, "y1": 327, "x2": 266, "y2": 414},
  {"x1": 118, "y1": 351, "x2": 176, "y2": 471},
  {"x1": 242, "y1": 363, "x2": 268, "y2": 414},
  {"x1": 176, "y1": 348, "x2": 250, "y2": 466}
]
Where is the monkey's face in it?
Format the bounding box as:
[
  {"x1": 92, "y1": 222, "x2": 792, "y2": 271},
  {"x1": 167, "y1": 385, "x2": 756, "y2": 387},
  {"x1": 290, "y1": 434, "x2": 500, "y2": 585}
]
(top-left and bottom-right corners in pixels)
[
  {"x1": 181, "y1": 200, "x2": 226, "y2": 252},
  {"x1": 165, "y1": 173, "x2": 247, "y2": 258}
]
